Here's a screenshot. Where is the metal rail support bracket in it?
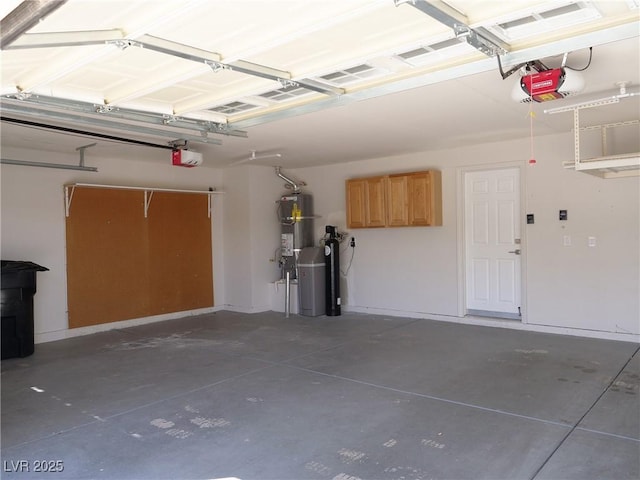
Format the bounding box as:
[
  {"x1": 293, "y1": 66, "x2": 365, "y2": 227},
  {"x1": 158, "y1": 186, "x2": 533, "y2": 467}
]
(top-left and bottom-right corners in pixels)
[{"x1": 75, "y1": 142, "x2": 96, "y2": 168}]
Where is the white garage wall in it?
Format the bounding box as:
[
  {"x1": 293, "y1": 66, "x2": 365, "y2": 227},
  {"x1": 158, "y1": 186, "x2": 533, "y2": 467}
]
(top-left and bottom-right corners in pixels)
[
  {"x1": 525, "y1": 143, "x2": 640, "y2": 334},
  {"x1": 2, "y1": 130, "x2": 638, "y2": 343},
  {"x1": 220, "y1": 165, "x2": 282, "y2": 312},
  {"x1": 1, "y1": 146, "x2": 225, "y2": 343},
  {"x1": 219, "y1": 165, "x2": 252, "y2": 310},
  {"x1": 288, "y1": 131, "x2": 640, "y2": 339}
]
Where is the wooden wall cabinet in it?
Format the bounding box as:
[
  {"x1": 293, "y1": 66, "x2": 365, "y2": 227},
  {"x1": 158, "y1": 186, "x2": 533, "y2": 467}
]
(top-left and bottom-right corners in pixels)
[
  {"x1": 346, "y1": 178, "x2": 366, "y2": 228},
  {"x1": 347, "y1": 170, "x2": 442, "y2": 228},
  {"x1": 365, "y1": 176, "x2": 386, "y2": 227},
  {"x1": 386, "y1": 174, "x2": 408, "y2": 226},
  {"x1": 346, "y1": 176, "x2": 386, "y2": 228},
  {"x1": 407, "y1": 170, "x2": 442, "y2": 226}
]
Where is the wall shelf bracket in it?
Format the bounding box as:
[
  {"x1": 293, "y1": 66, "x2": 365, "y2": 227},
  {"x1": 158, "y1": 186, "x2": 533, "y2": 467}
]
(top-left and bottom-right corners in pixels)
[
  {"x1": 144, "y1": 190, "x2": 154, "y2": 218},
  {"x1": 65, "y1": 185, "x2": 76, "y2": 217},
  {"x1": 64, "y1": 183, "x2": 222, "y2": 218}
]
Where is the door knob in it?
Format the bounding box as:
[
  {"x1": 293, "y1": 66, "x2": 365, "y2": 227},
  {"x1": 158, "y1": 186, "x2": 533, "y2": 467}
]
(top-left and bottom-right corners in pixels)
[{"x1": 508, "y1": 249, "x2": 521, "y2": 255}]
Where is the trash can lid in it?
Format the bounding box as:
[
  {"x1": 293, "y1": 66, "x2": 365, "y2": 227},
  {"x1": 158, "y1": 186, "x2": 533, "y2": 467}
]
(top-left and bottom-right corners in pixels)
[{"x1": 1, "y1": 260, "x2": 49, "y2": 273}]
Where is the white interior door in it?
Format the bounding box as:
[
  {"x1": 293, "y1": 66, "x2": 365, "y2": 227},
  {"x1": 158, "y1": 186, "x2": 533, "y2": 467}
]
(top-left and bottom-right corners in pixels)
[{"x1": 465, "y1": 168, "x2": 521, "y2": 318}]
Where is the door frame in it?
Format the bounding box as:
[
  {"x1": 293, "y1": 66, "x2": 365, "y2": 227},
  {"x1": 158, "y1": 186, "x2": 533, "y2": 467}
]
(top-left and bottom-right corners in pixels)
[{"x1": 456, "y1": 162, "x2": 528, "y2": 322}]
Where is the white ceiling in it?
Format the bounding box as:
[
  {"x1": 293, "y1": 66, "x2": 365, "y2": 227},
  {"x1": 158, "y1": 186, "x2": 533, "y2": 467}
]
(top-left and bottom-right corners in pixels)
[{"x1": 0, "y1": 0, "x2": 638, "y2": 169}]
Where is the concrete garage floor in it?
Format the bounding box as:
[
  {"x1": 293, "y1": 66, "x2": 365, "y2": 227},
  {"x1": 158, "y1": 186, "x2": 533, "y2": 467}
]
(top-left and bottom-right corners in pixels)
[{"x1": 1, "y1": 311, "x2": 638, "y2": 480}]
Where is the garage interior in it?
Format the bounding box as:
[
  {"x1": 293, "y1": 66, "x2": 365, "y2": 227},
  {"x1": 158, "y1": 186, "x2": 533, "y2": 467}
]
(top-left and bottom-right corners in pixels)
[{"x1": 1, "y1": 1, "x2": 639, "y2": 479}]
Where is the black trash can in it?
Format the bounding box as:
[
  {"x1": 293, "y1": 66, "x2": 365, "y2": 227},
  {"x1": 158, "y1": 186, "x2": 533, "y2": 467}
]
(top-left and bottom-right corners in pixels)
[{"x1": 1, "y1": 260, "x2": 49, "y2": 360}]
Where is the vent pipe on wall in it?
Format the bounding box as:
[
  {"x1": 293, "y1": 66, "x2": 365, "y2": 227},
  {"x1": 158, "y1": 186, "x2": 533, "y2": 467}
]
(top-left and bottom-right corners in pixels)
[{"x1": 275, "y1": 166, "x2": 306, "y2": 193}]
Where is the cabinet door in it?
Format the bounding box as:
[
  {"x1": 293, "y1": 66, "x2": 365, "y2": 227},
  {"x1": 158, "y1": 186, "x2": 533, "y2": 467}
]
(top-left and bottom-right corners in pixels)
[
  {"x1": 408, "y1": 172, "x2": 430, "y2": 226},
  {"x1": 346, "y1": 179, "x2": 367, "y2": 228},
  {"x1": 408, "y1": 171, "x2": 442, "y2": 226},
  {"x1": 387, "y1": 175, "x2": 408, "y2": 226},
  {"x1": 366, "y1": 176, "x2": 387, "y2": 227}
]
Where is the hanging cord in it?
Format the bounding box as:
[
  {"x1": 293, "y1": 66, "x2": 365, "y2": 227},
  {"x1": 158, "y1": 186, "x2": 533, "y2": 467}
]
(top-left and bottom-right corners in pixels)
[
  {"x1": 340, "y1": 243, "x2": 355, "y2": 277},
  {"x1": 565, "y1": 47, "x2": 593, "y2": 71},
  {"x1": 529, "y1": 86, "x2": 536, "y2": 165},
  {"x1": 320, "y1": 231, "x2": 355, "y2": 277}
]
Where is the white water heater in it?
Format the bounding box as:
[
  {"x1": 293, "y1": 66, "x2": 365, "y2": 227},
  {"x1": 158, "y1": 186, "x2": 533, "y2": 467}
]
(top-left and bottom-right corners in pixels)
[{"x1": 278, "y1": 192, "x2": 314, "y2": 279}]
